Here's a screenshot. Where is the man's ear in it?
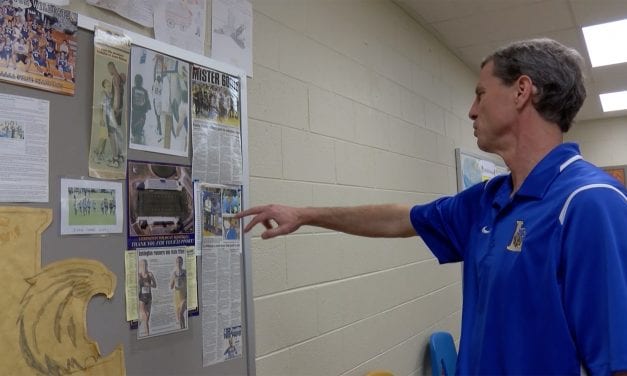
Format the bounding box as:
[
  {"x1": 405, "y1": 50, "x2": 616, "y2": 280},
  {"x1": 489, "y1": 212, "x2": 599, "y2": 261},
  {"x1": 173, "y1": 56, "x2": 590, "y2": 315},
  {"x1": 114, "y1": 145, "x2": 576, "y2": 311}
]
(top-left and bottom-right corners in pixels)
[{"x1": 515, "y1": 75, "x2": 535, "y2": 109}]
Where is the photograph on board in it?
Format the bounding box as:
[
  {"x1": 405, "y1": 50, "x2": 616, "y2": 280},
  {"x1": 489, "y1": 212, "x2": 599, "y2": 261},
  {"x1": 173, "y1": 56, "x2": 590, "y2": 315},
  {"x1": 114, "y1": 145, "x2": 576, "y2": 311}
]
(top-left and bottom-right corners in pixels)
[
  {"x1": 221, "y1": 187, "x2": 240, "y2": 214},
  {"x1": 137, "y1": 247, "x2": 188, "y2": 339},
  {"x1": 129, "y1": 45, "x2": 190, "y2": 157},
  {"x1": 0, "y1": 1, "x2": 77, "y2": 95},
  {"x1": 60, "y1": 178, "x2": 124, "y2": 235},
  {"x1": 200, "y1": 185, "x2": 222, "y2": 237},
  {"x1": 222, "y1": 217, "x2": 240, "y2": 241},
  {"x1": 191, "y1": 65, "x2": 239, "y2": 127},
  {"x1": 222, "y1": 325, "x2": 242, "y2": 361},
  {"x1": 88, "y1": 27, "x2": 131, "y2": 180},
  {"x1": 127, "y1": 160, "x2": 195, "y2": 250}
]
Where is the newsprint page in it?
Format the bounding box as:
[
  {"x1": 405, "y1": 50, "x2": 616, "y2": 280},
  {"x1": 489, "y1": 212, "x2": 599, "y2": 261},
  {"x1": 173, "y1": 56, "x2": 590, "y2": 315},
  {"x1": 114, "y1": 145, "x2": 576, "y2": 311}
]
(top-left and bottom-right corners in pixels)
[{"x1": 195, "y1": 182, "x2": 243, "y2": 366}]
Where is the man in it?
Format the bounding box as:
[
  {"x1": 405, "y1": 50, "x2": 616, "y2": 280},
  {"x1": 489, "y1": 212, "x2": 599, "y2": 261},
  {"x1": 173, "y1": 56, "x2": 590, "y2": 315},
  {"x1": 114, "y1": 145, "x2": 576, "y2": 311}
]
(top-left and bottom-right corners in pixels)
[
  {"x1": 56, "y1": 50, "x2": 73, "y2": 82},
  {"x1": 152, "y1": 74, "x2": 163, "y2": 136},
  {"x1": 106, "y1": 61, "x2": 126, "y2": 167},
  {"x1": 130, "y1": 74, "x2": 151, "y2": 145},
  {"x1": 236, "y1": 39, "x2": 627, "y2": 375},
  {"x1": 224, "y1": 218, "x2": 239, "y2": 241},
  {"x1": 169, "y1": 256, "x2": 187, "y2": 330},
  {"x1": 28, "y1": 46, "x2": 47, "y2": 76},
  {"x1": 222, "y1": 190, "x2": 239, "y2": 214}
]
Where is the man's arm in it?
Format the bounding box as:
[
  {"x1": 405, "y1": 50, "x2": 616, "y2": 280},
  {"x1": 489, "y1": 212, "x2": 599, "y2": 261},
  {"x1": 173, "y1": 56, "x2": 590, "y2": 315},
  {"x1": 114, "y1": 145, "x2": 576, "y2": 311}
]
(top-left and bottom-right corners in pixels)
[{"x1": 235, "y1": 204, "x2": 415, "y2": 239}]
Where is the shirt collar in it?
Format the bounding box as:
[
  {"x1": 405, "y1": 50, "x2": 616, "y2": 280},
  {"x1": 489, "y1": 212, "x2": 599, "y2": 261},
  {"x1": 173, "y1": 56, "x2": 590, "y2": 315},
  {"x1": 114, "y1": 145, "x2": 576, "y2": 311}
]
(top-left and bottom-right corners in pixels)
[{"x1": 508, "y1": 142, "x2": 582, "y2": 200}]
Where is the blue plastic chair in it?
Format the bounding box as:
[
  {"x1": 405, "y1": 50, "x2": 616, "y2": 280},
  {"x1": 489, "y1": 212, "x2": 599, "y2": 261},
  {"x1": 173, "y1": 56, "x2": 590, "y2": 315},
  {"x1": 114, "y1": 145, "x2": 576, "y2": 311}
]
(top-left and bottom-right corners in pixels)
[{"x1": 429, "y1": 331, "x2": 457, "y2": 376}]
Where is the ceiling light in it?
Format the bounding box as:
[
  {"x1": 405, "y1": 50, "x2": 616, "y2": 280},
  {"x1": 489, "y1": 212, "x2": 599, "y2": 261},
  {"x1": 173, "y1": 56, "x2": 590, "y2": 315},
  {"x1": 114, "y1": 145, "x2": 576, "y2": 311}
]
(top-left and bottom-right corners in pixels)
[
  {"x1": 599, "y1": 91, "x2": 627, "y2": 112},
  {"x1": 582, "y1": 19, "x2": 627, "y2": 67}
]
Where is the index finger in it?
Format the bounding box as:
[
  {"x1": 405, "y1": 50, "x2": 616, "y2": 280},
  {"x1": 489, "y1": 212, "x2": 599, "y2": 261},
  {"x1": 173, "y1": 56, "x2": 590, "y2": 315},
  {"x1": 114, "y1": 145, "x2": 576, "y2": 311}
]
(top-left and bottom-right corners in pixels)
[{"x1": 235, "y1": 205, "x2": 267, "y2": 219}]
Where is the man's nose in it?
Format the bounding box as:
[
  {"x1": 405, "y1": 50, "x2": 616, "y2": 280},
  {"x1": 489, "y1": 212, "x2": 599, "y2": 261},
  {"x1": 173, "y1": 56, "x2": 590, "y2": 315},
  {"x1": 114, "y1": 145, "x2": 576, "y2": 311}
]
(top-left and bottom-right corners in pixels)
[{"x1": 468, "y1": 100, "x2": 478, "y2": 121}]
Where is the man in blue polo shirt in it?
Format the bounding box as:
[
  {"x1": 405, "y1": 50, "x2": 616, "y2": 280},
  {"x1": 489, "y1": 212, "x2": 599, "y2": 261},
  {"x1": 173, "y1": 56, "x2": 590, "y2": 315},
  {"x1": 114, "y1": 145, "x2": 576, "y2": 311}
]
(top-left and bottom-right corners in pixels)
[{"x1": 236, "y1": 38, "x2": 627, "y2": 375}]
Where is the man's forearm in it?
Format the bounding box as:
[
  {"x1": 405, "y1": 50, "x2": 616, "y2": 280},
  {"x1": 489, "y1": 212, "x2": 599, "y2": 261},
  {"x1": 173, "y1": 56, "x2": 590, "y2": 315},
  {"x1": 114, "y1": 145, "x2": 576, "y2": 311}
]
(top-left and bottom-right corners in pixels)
[{"x1": 299, "y1": 204, "x2": 415, "y2": 238}]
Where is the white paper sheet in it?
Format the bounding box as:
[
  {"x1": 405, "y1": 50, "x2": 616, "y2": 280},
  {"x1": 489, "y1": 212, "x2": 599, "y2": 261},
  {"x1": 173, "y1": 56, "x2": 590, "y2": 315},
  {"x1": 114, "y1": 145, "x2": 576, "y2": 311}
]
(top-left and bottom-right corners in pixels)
[
  {"x1": 154, "y1": 0, "x2": 207, "y2": 55},
  {"x1": 87, "y1": 0, "x2": 155, "y2": 27},
  {"x1": 0, "y1": 94, "x2": 49, "y2": 203},
  {"x1": 211, "y1": 0, "x2": 252, "y2": 76}
]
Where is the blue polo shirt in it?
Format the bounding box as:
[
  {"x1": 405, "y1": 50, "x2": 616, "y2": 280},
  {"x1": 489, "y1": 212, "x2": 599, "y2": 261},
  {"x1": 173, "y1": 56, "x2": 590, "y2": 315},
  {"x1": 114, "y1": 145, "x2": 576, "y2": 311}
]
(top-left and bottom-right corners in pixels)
[{"x1": 410, "y1": 143, "x2": 627, "y2": 375}]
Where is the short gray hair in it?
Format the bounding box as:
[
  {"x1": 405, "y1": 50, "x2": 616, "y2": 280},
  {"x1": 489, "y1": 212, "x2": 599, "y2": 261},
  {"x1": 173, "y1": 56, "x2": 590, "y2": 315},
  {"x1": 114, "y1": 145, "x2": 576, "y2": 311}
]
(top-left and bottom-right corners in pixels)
[{"x1": 482, "y1": 38, "x2": 586, "y2": 132}]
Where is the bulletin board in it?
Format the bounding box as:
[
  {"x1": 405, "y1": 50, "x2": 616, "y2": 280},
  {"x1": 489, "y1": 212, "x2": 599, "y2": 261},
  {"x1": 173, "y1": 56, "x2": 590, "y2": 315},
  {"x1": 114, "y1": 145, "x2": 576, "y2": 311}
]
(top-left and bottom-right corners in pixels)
[{"x1": 0, "y1": 15, "x2": 255, "y2": 376}]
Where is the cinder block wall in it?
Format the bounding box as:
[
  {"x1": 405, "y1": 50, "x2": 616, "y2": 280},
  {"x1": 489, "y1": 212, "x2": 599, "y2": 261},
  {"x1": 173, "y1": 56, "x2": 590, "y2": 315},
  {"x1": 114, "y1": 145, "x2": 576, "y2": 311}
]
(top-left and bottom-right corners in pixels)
[
  {"x1": 566, "y1": 116, "x2": 627, "y2": 167},
  {"x1": 249, "y1": 1, "x2": 479, "y2": 375}
]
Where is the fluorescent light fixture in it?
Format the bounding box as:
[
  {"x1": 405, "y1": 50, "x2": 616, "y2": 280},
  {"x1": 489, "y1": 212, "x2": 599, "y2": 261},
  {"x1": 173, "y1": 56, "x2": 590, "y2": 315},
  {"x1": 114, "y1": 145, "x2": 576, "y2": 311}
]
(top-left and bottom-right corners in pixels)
[
  {"x1": 599, "y1": 90, "x2": 627, "y2": 112},
  {"x1": 583, "y1": 19, "x2": 627, "y2": 67}
]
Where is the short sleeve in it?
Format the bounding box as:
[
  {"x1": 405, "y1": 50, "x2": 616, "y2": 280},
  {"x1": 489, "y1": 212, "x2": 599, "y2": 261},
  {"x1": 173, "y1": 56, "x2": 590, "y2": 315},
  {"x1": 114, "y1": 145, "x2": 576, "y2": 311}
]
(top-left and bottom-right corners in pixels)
[
  {"x1": 561, "y1": 187, "x2": 627, "y2": 375},
  {"x1": 410, "y1": 183, "x2": 484, "y2": 264}
]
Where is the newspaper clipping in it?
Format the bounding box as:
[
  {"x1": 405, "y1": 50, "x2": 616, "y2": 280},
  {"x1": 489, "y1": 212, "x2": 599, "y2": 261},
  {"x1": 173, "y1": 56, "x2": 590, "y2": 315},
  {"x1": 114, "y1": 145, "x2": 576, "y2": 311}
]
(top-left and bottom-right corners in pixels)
[
  {"x1": 129, "y1": 45, "x2": 190, "y2": 157},
  {"x1": 127, "y1": 160, "x2": 195, "y2": 250},
  {"x1": 88, "y1": 27, "x2": 131, "y2": 180},
  {"x1": 191, "y1": 65, "x2": 242, "y2": 185},
  {"x1": 0, "y1": 0, "x2": 77, "y2": 95},
  {"x1": 194, "y1": 182, "x2": 243, "y2": 366},
  {"x1": 136, "y1": 247, "x2": 188, "y2": 339},
  {"x1": 59, "y1": 178, "x2": 123, "y2": 235},
  {"x1": 126, "y1": 247, "x2": 198, "y2": 322},
  {"x1": 0, "y1": 93, "x2": 48, "y2": 202}
]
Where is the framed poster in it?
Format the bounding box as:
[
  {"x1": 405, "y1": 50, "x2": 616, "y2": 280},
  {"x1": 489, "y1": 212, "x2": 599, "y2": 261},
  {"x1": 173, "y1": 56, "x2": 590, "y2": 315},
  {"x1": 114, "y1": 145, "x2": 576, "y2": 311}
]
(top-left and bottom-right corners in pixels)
[
  {"x1": 455, "y1": 148, "x2": 508, "y2": 192},
  {"x1": 127, "y1": 160, "x2": 195, "y2": 249},
  {"x1": 601, "y1": 165, "x2": 627, "y2": 186},
  {"x1": 0, "y1": 1, "x2": 78, "y2": 95}
]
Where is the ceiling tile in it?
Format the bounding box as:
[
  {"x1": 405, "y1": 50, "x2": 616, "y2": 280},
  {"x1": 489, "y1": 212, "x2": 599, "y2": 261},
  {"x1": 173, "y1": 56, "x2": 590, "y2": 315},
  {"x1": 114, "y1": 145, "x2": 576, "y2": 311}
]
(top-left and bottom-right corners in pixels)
[
  {"x1": 395, "y1": 0, "x2": 543, "y2": 23},
  {"x1": 570, "y1": 0, "x2": 627, "y2": 27},
  {"x1": 432, "y1": 0, "x2": 575, "y2": 48}
]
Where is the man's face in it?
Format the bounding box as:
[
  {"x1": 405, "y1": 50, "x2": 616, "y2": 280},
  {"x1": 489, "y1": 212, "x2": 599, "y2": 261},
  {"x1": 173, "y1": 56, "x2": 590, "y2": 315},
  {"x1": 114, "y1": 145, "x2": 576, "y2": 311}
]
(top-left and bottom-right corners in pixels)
[{"x1": 468, "y1": 61, "x2": 518, "y2": 153}]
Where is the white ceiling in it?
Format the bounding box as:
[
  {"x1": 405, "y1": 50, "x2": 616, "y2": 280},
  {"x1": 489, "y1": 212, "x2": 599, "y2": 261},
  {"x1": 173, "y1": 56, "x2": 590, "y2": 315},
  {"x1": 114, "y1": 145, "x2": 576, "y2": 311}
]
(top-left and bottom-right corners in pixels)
[{"x1": 394, "y1": 0, "x2": 627, "y2": 121}]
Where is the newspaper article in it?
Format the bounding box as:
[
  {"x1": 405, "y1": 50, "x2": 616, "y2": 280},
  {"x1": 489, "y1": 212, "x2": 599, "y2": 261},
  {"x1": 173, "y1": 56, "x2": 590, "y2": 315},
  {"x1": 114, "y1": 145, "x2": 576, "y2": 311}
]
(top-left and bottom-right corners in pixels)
[
  {"x1": 137, "y1": 247, "x2": 189, "y2": 339},
  {"x1": 86, "y1": 0, "x2": 154, "y2": 28},
  {"x1": 191, "y1": 65, "x2": 242, "y2": 185},
  {"x1": 125, "y1": 251, "x2": 138, "y2": 321},
  {"x1": 0, "y1": 93, "x2": 48, "y2": 203},
  {"x1": 127, "y1": 160, "x2": 195, "y2": 250},
  {"x1": 154, "y1": 0, "x2": 206, "y2": 55},
  {"x1": 0, "y1": 0, "x2": 78, "y2": 95},
  {"x1": 194, "y1": 182, "x2": 243, "y2": 366},
  {"x1": 88, "y1": 27, "x2": 131, "y2": 180},
  {"x1": 129, "y1": 45, "x2": 190, "y2": 157},
  {"x1": 211, "y1": 0, "x2": 252, "y2": 76},
  {"x1": 126, "y1": 247, "x2": 198, "y2": 322},
  {"x1": 59, "y1": 178, "x2": 123, "y2": 235}
]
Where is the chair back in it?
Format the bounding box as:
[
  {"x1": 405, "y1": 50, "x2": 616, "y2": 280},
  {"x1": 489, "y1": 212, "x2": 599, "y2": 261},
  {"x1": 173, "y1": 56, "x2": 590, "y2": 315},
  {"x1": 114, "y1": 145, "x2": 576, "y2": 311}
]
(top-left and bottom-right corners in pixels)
[
  {"x1": 365, "y1": 371, "x2": 393, "y2": 376},
  {"x1": 429, "y1": 331, "x2": 457, "y2": 376}
]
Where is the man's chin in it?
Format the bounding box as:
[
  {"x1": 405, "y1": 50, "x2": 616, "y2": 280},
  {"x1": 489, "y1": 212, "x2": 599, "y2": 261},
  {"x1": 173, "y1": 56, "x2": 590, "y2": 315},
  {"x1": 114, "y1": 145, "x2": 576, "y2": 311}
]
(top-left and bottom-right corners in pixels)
[{"x1": 476, "y1": 139, "x2": 490, "y2": 153}]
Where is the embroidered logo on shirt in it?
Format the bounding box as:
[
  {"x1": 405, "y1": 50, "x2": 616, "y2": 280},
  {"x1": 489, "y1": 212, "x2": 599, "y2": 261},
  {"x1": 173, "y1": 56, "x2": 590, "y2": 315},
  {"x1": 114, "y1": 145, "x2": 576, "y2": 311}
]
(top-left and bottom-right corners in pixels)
[
  {"x1": 481, "y1": 226, "x2": 491, "y2": 234},
  {"x1": 506, "y1": 220, "x2": 526, "y2": 252}
]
